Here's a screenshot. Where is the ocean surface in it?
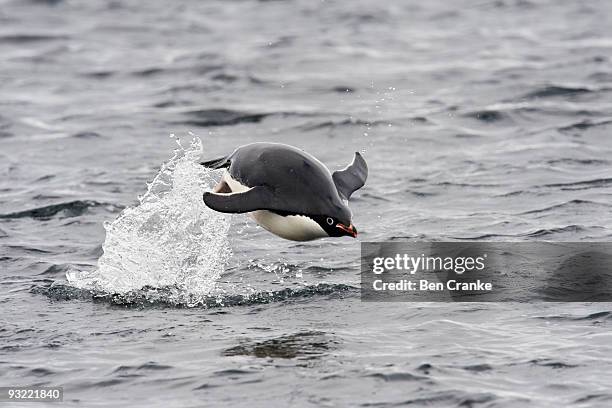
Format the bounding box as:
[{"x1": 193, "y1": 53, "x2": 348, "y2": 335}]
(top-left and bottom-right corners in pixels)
[{"x1": 2, "y1": 0, "x2": 612, "y2": 406}]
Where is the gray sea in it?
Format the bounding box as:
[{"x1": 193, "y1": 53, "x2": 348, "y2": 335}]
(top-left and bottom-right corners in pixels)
[{"x1": 2, "y1": 0, "x2": 612, "y2": 406}]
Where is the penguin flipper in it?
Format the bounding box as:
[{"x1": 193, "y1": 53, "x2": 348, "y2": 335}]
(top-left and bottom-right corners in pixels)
[
  {"x1": 332, "y1": 152, "x2": 368, "y2": 200},
  {"x1": 203, "y1": 186, "x2": 275, "y2": 214},
  {"x1": 200, "y1": 156, "x2": 230, "y2": 169}
]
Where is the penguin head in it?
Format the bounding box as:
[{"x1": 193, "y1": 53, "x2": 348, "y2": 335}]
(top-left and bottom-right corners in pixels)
[{"x1": 311, "y1": 214, "x2": 357, "y2": 238}]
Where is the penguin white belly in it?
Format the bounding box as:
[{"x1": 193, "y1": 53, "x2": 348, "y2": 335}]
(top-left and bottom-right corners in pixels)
[
  {"x1": 221, "y1": 170, "x2": 327, "y2": 241},
  {"x1": 250, "y1": 211, "x2": 327, "y2": 241}
]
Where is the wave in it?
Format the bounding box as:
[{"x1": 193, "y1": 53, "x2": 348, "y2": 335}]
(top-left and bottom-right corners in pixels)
[
  {"x1": 130, "y1": 67, "x2": 166, "y2": 77},
  {"x1": 461, "y1": 364, "x2": 493, "y2": 372},
  {"x1": 222, "y1": 331, "x2": 336, "y2": 359},
  {"x1": 447, "y1": 233, "x2": 518, "y2": 240},
  {"x1": 71, "y1": 131, "x2": 103, "y2": 139},
  {"x1": 435, "y1": 181, "x2": 501, "y2": 188},
  {"x1": 518, "y1": 199, "x2": 611, "y2": 215},
  {"x1": 540, "y1": 178, "x2": 612, "y2": 190},
  {"x1": 366, "y1": 371, "x2": 433, "y2": 383},
  {"x1": 0, "y1": 34, "x2": 69, "y2": 44},
  {"x1": 546, "y1": 158, "x2": 609, "y2": 166},
  {"x1": 525, "y1": 224, "x2": 591, "y2": 238},
  {"x1": 80, "y1": 70, "x2": 115, "y2": 79},
  {"x1": 462, "y1": 105, "x2": 606, "y2": 126},
  {"x1": 454, "y1": 133, "x2": 482, "y2": 139},
  {"x1": 177, "y1": 109, "x2": 320, "y2": 128},
  {"x1": 522, "y1": 85, "x2": 593, "y2": 99},
  {"x1": 461, "y1": 109, "x2": 511, "y2": 123},
  {"x1": 178, "y1": 109, "x2": 271, "y2": 127},
  {"x1": 23, "y1": 0, "x2": 65, "y2": 4},
  {"x1": 496, "y1": 190, "x2": 529, "y2": 197},
  {"x1": 297, "y1": 118, "x2": 391, "y2": 131},
  {"x1": 32, "y1": 282, "x2": 357, "y2": 308},
  {"x1": 0, "y1": 200, "x2": 119, "y2": 220},
  {"x1": 131, "y1": 64, "x2": 227, "y2": 78},
  {"x1": 194, "y1": 71, "x2": 264, "y2": 85},
  {"x1": 535, "y1": 311, "x2": 612, "y2": 322},
  {"x1": 331, "y1": 86, "x2": 355, "y2": 93},
  {"x1": 574, "y1": 311, "x2": 612, "y2": 321},
  {"x1": 573, "y1": 394, "x2": 612, "y2": 405},
  {"x1": 526, "y1": 359, "x2": 579, "y2": 369},
  {"x1": 363, "y1": 390, "x2": 499, "y2": 407},
  {"x1": 180, "y1": 109, "x2": 271, "y2": 127},
  {"x1": 558, "y1": 119, "x2": 612, "y2": 133},
  {"x1": 450, "y1": 226, "x2": 602, "y2": 239},
  {"x1": 408, "y1": 190, "x2": 438, "y2": 197}
]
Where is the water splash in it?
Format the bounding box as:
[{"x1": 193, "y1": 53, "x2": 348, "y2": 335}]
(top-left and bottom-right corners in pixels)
[
  {"x1": 247, "y1": 259, "x2": 294, "y2": 283},
  {"x1": 67, "y1": 136, "x2": 231, "y2": 302},
  {"x1": 35, "y1": 282, "x2": 357, "y2": 308}
]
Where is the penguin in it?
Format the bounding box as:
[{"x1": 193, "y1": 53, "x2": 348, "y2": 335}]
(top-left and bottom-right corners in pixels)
[{"x1": 201, "y1": 142, "x2": 367, "y2": 241}]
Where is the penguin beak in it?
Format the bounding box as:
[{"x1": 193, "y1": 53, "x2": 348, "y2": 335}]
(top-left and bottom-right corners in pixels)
[{"x1": 337, "y1": 223, "x2": 357, "y2": 238}]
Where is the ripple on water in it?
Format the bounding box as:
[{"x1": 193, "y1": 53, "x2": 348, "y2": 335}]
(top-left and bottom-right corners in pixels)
[
  {"x1": 521, "y1": 85, "x2": 594, "y2": 100},
  {"x1": 0, "y1": 34, "x2": 70, "y2": 44},
  {"x1": 558, "y1": 119, "x2": 612, "y2": 134},
  {"x1": 223, "y1": 331, "x2": 336, "y2": 359},
  {"x1": 0, "y1": 200, "x2": 120, "y2": 220},
  {"x1": 178, "y1": 109, "x2": 271, "y2": 127}
]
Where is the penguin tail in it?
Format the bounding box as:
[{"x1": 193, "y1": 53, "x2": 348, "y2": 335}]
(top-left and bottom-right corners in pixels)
[{"x1": 200, "y1": 156, "x2": 230, "y2": 169}]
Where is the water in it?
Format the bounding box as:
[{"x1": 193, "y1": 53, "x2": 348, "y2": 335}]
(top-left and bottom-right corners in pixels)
[
  {"x1": 66, "y1": 136, "x2": 232, "y2": 302},
  {"x1": 1, "y1": 0, "x2": 612, "y2": 406}
]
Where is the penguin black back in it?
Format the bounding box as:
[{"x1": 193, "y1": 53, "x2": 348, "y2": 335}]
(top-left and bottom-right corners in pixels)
[{"x1": 201, "y1": 142, "x2": 367, "y2": 231}]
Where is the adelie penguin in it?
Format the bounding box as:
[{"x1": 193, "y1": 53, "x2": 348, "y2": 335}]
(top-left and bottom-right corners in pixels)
[{"x1": 201, "y1": 142, "x2": 368, "y2": 241}]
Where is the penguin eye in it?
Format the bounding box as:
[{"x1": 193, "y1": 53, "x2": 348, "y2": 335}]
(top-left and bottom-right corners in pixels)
[{"x1": 326, "y1": 217, "x2": 334, "y2": 225}]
